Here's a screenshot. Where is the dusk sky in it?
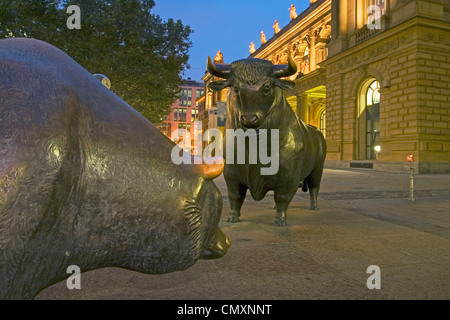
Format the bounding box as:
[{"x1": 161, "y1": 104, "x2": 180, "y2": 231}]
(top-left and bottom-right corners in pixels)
[{"x1": 153, "y1": 0, "x2": 311, "y2": 82}]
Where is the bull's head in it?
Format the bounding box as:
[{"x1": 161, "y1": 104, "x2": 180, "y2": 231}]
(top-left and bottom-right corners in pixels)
[{"x1": 207, "y1": 56, "x2": 297, "y2": 129}]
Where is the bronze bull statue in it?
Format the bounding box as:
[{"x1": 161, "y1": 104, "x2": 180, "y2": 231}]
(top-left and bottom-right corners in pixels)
[
  {"x1": 0, "y1": 38, "x2": 230, "y2": 299},
  {"x1": 207, "y1": 56, "x2": 326, "y2": 226}
]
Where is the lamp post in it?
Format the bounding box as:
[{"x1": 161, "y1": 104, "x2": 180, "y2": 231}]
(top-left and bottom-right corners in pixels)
[{"x1": 407, "y1": 154, "x2": 414, "y2": 201}]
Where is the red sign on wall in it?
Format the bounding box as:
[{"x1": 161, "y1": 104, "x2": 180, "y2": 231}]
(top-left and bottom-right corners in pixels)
[{"x1": 407, "y1": 154, "x2": 414, "y2": 162}]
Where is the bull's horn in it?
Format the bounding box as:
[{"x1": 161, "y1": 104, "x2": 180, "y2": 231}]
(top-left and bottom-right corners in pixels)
[
  {"x1": 197, "y1": 157, "x2": 225, "y2": 180},
  {"x1": 273, "y1": 55, "x2": 297, "y2": 78},
  {"x1": 207, "y1": 56, "x2": 231, "y2": 79}
]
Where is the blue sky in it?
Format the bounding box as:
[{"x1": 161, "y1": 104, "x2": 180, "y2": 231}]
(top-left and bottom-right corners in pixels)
[{"x1": 153, "y1": 0, "x2": 310, "y2": 81}]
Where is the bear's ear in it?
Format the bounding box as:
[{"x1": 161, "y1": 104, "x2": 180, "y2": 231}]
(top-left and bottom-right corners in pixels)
[
  {"x1": 274, "y1": 79, "x2": 295, "y2": 91},
  {"x1": 209, "y1": 80, "x2": 230, "y2": 91}
]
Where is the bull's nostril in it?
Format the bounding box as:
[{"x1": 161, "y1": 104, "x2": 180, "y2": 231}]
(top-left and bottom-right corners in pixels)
[{"x1": 241, "y1": 114, "x2": 259, "y2": 124}]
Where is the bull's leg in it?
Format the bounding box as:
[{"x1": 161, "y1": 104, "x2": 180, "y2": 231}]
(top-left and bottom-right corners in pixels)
[
  {"x1": 304, "y1": 169, "x2": 323, "y2": 210},
  {"x1": 274, "y1": 192, "x2": 295, "y2": 226},
  {"x1": 227, "y1": 183, "x2": 247, "y2": 223}
]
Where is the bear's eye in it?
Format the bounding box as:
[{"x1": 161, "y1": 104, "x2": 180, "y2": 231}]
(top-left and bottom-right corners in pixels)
[{"x1": 261, "y1": 83, "x2": 272, "y2": 94}]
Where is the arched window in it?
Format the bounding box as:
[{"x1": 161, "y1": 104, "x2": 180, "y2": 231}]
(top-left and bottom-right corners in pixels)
[
  {"x1": 365, "y1": 80, "x2": 380, "y2": 160},
  {"x1": 367, "y1": 80, "x2": 380, "y2": 106},
  {"x1": 319, "y1": 109, "x2": 326, "y2": 138}
]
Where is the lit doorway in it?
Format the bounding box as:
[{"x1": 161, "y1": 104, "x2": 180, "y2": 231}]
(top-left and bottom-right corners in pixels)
[{"x1": 357, "y1": 79, "x2": 381, "y2": 160}]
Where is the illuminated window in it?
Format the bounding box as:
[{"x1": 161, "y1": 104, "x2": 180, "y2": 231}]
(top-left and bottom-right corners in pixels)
[
  {"x1": 191, "y1": 109, "x2": 198, "y2": 122},
  {"x1": 366, "y1": 0, "x2": 386, "y2": 22},
  {"x1": 196, "y1": 89, "x2": 204, "y2": 98},
  {"x1": 366, "y1": 80, "x2": 380, "y2": 106},
  {"x1": 365, "y1": 80, "x2": 380, "y2": 160},
  {"x1": 319, "y1": 109, "x2": 326, "y2": 138},
  {"x1": 369, "y1": 0, "x2": 385, "y2": 13},
  {"x1": 179, "y1": 108, "x2": 186, "y2": 122},
  {"x1": 179, "y1": 88, "x2": 192, "y2": 106}
]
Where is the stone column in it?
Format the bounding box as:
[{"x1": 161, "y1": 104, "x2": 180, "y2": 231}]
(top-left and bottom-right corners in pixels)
[
  {"x1": 339, "y1": 0, "x2": 348, "y2": 35},
  {"x1": 309, "y1": 30, "x2": 316, "y2": 72},
  {"x1": 330, "y1": 0, "x2": 339, "y2": 40},
  {"x1": 299, "y1": 93, "x2": 310, "y2": 124}
]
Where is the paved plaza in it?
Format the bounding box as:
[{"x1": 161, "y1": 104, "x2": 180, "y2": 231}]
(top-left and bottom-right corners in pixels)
[{"x1": 36, "y1": 168, "x2": 450, "y2": 300}]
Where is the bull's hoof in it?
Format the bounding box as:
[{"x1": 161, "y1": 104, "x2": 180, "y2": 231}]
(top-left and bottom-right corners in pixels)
[
  {"x1": 309, "y1": 205, "x2": 319, "y2": 210},
  {"x1": 274, "y1": 218, "x2": 286, "y2": 226},
  {"x1": 227, "y1": 215, "x2": 240, "y2": 223}
]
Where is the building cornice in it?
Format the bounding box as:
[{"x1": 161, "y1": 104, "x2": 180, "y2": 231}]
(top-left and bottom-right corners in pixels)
[
  {"x1": 321, "y1": 16, "x2": 450, "y2": 78},
  {"x1": 251, "y1": 0, "x2": 331, "y2": 60}
]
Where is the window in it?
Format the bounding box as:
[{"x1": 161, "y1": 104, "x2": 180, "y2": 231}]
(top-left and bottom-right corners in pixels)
[
  {"x1": 196, "y1": 89, "x2": 204, "y2": 99},
  {"x1": 366, "y1": 80, "x2": 380, "y2": 106},
  {"x1": 365, "y1": 80, "x2": 380, "y2": 160},
  {"x1": 179, "y1": 88, "x2": 192, "y2": 107},
  {"x1": 319, "y1": 109, "x2": 326, "y2": 138},
  {"x1": 366, "y1": 0, "x2": 386, "y2": 25},
  {"x1": 173, "y1": 108, "x2": 186, "y2": 122},
  {"x1": 191, "y1": 109, "x2": 198, "y2": 122},
  {"x1": 367, "y1": 0, "x2": 385, "y2": 14},
  {"x1": 179, "y1": 108, "x2": 186, "y2": 122}
]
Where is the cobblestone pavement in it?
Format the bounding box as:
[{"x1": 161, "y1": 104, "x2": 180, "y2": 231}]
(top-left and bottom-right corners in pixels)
[{"x1": 36, "y1": 168, "x2": 450, "y2": 300}]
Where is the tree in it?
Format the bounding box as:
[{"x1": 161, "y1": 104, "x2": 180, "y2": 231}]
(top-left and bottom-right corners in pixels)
[
  {"x1": 0, "y1": 0, "x2": 63, "y2": 41},
  {"x1": 0, "y1": 0, "x2": 192, "y2": 123}
]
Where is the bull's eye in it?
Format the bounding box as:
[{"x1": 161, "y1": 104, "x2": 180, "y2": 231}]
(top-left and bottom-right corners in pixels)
[{"x1": 261, "y1": 83, "x2": 272, "y2": 95}]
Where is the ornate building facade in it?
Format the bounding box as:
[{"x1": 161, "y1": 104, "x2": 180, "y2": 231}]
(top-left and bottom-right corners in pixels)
[{"x1": 250, "y1": 0, "x2": 450, "y2": 173}]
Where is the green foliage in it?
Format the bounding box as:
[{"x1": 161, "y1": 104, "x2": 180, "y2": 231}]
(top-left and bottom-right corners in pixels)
[{"x1": 0, "y1": 0, "x2": 192, "y2": 123}]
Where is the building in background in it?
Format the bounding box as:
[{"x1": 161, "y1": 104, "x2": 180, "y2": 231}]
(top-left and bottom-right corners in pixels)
[
  {"x1": 201, "y1": 56, "x2": 230, "y2": 147},
  {"x1": 158, "y1": 79, "x2": 204, "y2": 155},
  {"x1": 247, "y1": 0, "x2": 450, "y2": 173}
]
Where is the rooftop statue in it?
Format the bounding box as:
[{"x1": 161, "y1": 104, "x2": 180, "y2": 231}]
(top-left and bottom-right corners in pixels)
[
  {"x1": 289, "y1": 4, "x2": 298, "y2": 19},
  {"x1": 214, "y1": 50, "x2": 224, "y2": 63},
  {"x1": 249, "y1": 42, "x2": 256, "y2": 54},
  {"x1": 273, "y1": 20, "x2": 281, "y2": 34}
]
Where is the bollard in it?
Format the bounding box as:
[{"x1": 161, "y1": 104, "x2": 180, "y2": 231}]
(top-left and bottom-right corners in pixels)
[{"x1": 407, "y1": 154, "x2": 414, "y2": 201}]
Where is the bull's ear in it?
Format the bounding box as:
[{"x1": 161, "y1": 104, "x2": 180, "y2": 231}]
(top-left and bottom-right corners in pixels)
[
  {"x1": 274, "y1": 79, "x2": 295, "y2": 91},
  {"x1": 209, "y1": 80, "x2": 230, "y2": 91}
]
